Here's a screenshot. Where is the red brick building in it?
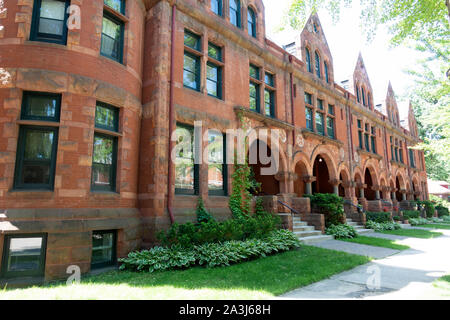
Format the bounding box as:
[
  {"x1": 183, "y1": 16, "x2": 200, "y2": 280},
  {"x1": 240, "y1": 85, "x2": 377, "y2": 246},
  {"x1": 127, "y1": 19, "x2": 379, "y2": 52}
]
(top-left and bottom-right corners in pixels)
[{"x1": 0, "y1": 0, "x2": 428, "y2": 284}]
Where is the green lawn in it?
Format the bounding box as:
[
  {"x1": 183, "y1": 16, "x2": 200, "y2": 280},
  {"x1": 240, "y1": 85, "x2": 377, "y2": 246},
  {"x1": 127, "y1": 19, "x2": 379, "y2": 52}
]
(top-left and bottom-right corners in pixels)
[
  {"x1": 431, "y1": 275, "x2": 450, "y2": 297},
  {"x1": 340, "y1": 236, "x2": 410, "y2": 250},
  {"x1": 418, "y1": 224, "x2": 450, "y2": 230},
  {"x1": 0, "y1": 246, "x2": 370, "y2": 300},
  {"x1": 379, "y1": 229, "x2": 443, "y2": 239}
]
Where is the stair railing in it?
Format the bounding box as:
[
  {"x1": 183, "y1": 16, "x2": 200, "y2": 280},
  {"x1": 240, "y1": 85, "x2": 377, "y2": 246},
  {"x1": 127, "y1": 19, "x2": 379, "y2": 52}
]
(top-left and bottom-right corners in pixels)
[
  {"x1": 343, "y1": 199, "x2": 366, "y2": 214},
  {"x1": 277, "y1": 199, "x2": 300, "y2": 219}
]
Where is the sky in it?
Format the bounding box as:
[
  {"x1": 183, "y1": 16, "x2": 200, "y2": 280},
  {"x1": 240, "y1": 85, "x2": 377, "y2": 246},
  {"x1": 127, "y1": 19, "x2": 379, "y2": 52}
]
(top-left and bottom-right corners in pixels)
[{"x1": 262, "y1": 0, "x2": 422, "y2": 119}]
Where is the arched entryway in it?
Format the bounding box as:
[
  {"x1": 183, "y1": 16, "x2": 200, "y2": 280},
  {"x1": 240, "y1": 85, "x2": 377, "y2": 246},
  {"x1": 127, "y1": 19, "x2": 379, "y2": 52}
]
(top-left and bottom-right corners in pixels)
[
  {"x1": 354, "y1": 171, "x2": 363, "y2": 198},
  {"x1": 249, "y1": 139, "x2": 280, "y2": 195},
  {"x1": 312, "y1": 155, "x2": 333, "y2": 194},
  {"x1": 294, "y1": 160, "x2": 308, "y2": 197},
  {"x1": 395, "y1": 176, "x2": 402, "y2": 201},
  {"x1": 364, "y1": 168, "x2": 376, "y2": 200}
]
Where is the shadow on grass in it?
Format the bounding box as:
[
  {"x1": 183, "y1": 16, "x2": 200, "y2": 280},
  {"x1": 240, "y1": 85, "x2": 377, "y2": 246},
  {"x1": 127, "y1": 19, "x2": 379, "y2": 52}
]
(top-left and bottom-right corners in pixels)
[{"x1": 2, "y1": 246, "x2": 370, "y2": 299}]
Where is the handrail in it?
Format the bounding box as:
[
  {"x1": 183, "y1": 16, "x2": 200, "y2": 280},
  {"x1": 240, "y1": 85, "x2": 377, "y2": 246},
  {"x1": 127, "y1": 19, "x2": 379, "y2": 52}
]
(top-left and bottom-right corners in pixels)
[
  {"x1": 277, "y1": 199, "x2": 300, "y2": 217},
  {"x1": 343, "y1": 199, "x2": 366, "y2": 214}
]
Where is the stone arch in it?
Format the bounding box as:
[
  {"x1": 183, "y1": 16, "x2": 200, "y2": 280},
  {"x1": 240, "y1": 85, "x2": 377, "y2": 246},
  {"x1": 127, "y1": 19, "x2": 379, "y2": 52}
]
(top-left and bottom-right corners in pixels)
[
  {"x1": 310, "y1": 145, "x2": 338, "y2": 180},
  {"x1": 362, "y1": 159, "x2": 380, "y2": 186},
  {"x1": 248, "y1": 139, "x2": 280, "y2": 195},
  {"x1": 292, "y1": 151, "x2": 312, "y2": 197},
  {"x1": 338, "y1": 164, "x2": 351, "y2": 198},
  {"x1": 412, "y1": 174, "x2": 420, "y2": 200}
]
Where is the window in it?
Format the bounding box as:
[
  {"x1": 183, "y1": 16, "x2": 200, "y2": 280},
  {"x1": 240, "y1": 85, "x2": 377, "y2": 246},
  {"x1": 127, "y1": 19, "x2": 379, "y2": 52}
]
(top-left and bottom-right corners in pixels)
[
  {"x1": 247, "y1": 7, "x2": 256, "y2": 37},
  {"x1": 364, "y1": 124, "x2": 370, "y2": 152},
  {"x1": 184, "y1": 53, "x2": 201, "y2": 91},
  {"x1": 264, "y1": 89, "x2": 275, "y2": 117},
  {"x1": 356, "y1": 86, "x2": 360, "y2": 103},
  {"x1": 328, "y1": 104, "x2": 334, "y2": 115},
  {"x1": 390, "y1": 136, "x2": 394, "y2": 160},
  {"x1": 317, "y1": 99, "x2": 324, "y2": 110},
  {"x1": 324, "y1": 61, "x2": 329, "y2": 83},
  {"x1": 249, "y1": 64, "x2": 260, "y2": 112},
  {"x1": 230, "y1": 0, "x2": 241, "y2": 28},
  {"x1": 362, "y1": 87, "x2": 366, "y2": 106},
  {"x1": 265, "y1": 73, "x2": 274, "y2": 87},
  {"x1": 357, "y1": 120, "x2": 363, "y2": 149},
  {"x1": 370, "y1": 128, "x2": 376, "y2": 154},
  {"x1": 327, "y1": 116, "x2": 335, "y2": 139},
  {"x1": 208, "y1": 131, "x2": 227, "y2": 196},
  {"x1": 14, "y1": 92, "x2": 60, "y2": 190},
  {"x1": 101, "y1": 12, "x2": 125, "y2": 63},
  {"x1": 306, "y1": 107, "x2": 313, "y2": 131},
  {"x1": 367, "y1": 92, "x2": 372, "y2": 108},
  {"x1": 409, "y1": 149, "x2": 416, "y2": 168},
  {"x1": 305, "y1": 48, "x2": 312, "y2": 73},
  {"x1": 30, "y1": 0, "x2": 70, "y2": 44},
  {"x1": 210, "y1": 0, "x2": 222, "y2": 16},
  {"x1": 206, "y1": 63, "x2": 222, "y2": 99},
  {"x1": 104, "y1": 0, "x2": 125, "y2": 14},
  {"x1": 1, "y1": 234, "x2": 47, "y2": 278},
  {"x1": 208, "y1": 43, "x2": 222, "y2": 61},
  {"x1": 184, "y1": 30, "x2": 201, "y2": 51},
  {"x1": 399, "y1": 141, "x2": 404, "y2": 163},
  {"x1": 175, "y1": 124, "x2": 199, "y2": 195},
  {"x1": 91, "y1": 230, "x2": 117, "y2": 269},
  {"x1": 315, "y1": 112, "x2": 324, "y2": 135},
  {"x1": 91, "y1": 102, "x2": 119, "y2": 192},
  {"x1": 315, "y1": 51, "x2": 321, "y2": 78},
  {"x1": 305, "y1": 92, "x2": 312, "y2": 106}
]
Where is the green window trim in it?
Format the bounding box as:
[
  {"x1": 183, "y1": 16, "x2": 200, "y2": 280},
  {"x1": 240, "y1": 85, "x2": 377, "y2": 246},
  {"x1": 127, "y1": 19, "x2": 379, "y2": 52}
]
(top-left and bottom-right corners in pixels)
[
  {"x1": 324, "y1": 61, "x2": 329, "y2": 83},
  {"x1": 265, "y1": 73, "x2": 274, "y2": 87},
  {"x1": 208, "y1": 132, "x2": 228, "y2": 196},
  {"x1": 315, "y1": 112, "x2": 324, "y2": 135},
  {"x1": 95, "y1": 102, "x2": 120, "y2": 132},
  {"x1": 305, "y1": 48, "x2": 312, "y2": 73},
  {"x1": 30, "y1": 0, "x2": 70, "y2": 45},
  {"x1": 249, "y1": 81, "x2": 260, "y2": 113},
  {"x1": 247, "y1": 7, "x2": 256, "y2": 38},
  {"x1": 304, "y1": 92, "x2": 312, "y2": 106},
  {"x1": 249, "y1": 64, "x2": 260, "y2": 80},
  {"x1": 315, "y1": 51, "x2": 321, "y2": 78},
  {"x1": 184, "y1": 30, "x2": 202, "y2": 51},
  {"x1": 230, "y1": 0, "x2": 241, "y2": 28},
  {"x1": 183, "y1": 52, "x2": 201, "y2": 91},
  {"x1": 326, "y1": 116, "x2": 335, "y2": 139},
  {"x1": 358, "y1": 131, "x2": 363, "y2": 149},
  {"x1": 208, "y1": 43, "x2": 222, "y2": 61},
  {"x1": 13, "y1": 126, "x2": 59, "y2": 191},
  {"x1": 264, "y1": 89, "x2": 275, "y2": 118},
  {"x1": 206, "y1": 62, "x2": 222, "y2": 99},
  {"x1": 211, "y1": 0, "x2": 223, "y2": 16},
  {"x1": 91, "y1": 133, "x2": 118, "y2": 192},
  {"x1": 306, "y1": 107, "x2": 313, "y2": 131},
  {"x1": 100, "y1": 11, "x2": 125, "y2": 64},
  {"x1": 91, "y1": 230, "x2": 117, "y2": 269},
  {"x1": 1, "y1": 233, "x2": 47, "y2": 279},
  {"x1": 175, "y1": 123, "x2": 200, "y2": 195},
  {"x1": 104, "y1": 0, "x2": 126, "y2": 15},
  {"x1": 21, "y1": 91, "x2": 61, "y2": 122}
]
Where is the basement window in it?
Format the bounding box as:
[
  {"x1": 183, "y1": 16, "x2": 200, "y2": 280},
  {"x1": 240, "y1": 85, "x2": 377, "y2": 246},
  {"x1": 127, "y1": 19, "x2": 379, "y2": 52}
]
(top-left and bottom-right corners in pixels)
[
  {"x1": 91, "y1": 230, "x2": 117, "y2": 269},
  {"x1": 1, "y1": 234, "x2": 47, "y2": 278}
]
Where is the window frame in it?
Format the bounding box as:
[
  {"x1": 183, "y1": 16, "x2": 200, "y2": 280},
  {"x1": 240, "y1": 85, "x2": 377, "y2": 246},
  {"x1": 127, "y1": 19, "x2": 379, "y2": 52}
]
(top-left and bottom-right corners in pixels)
[
  {"x1": 208, "y1": 132, "x2": 228, "y2": 196},
  {"x1": 247, "y1": 7, "x2": 257, "y2": 38},
  {"x1": 104, "y1": 0, "x2": 126, "y2": 14},
  {"x1": 95, "y1": 102, "x2": 120, "y2": 132},
  {"x1": 315, "y1": 51, "x2": 321, "y2": 78},
  {"x1": 30, "y1": 0, "x2": 70, "y2": 45},
  {"x1": 264, "y1": 88, "x2": 275, "y2": 118},
  {"x1": 210, "y1": 0, "x2": 223, "y2": 16},
  {"x1": 91, "y1": 132, "x2": 118, "y2": 192},
  {"x1": 175, "y1": 123, "x2": 200, "y2": 196},
  {"x1": 305, "y1": 48, "x2": 312, "y2": 73},
  {"x1": 91, "y1": 230, "x2": 117, "y2": 269},
  {"x1": 206, "y1": 61, "x2": 222, "y2": 99},
  {"x1": 1, "y1": 233, "x2": 48, "y2": 279},
  {"x1": 229, "y1": 0, "x2": 241, "y2": 28},
  {"x1": 14, "y1": 125, "x2": 59, "y2": 191},
  {"x1": 100, "y1": 10, "x2": 125, "y2": 64},
  {"x1": 183, "y1": 51, "x2": 201, "y2": 92},
  {"x1": 21, "y1": 91, "x2": 61, "y2": 122}
]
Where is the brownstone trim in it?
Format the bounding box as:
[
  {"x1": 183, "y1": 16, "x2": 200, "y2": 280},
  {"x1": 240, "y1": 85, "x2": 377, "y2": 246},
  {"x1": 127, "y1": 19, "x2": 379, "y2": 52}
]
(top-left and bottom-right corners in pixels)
[{"x1": 234, "y1": 106, "x2": 294, "y2": 130}]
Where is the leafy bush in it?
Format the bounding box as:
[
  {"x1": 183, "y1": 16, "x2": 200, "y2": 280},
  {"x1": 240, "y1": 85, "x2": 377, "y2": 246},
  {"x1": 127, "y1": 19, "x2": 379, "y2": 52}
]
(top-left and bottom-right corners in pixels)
[
  {"x1": 436, "y1": 205, "x2": 449, "y2": 217},
  {"x1": 157, "y1": 214, "x2": 281, "y2": 247},
  {"x1": 417, "y1": 200, "x2": 435, "y2": 218},
  {"x1": 120, "y1": 230, "x2": 301, "y2": 272},
  {"x1": 366, "y1": 211, "x2": 392, "y2": 223},
  {"x1": 306, "y1": 193, "x2": 345, "y2": 227},
  {"x1": 196, "y1": 197, "x2": 215, "y2": 224},
  {"x1": 366, "y1": 221, "x2": 401, "y2": 232},
  {"x1": 393, "y1": 216, "x2": 401, "y2": 222},
  {"x1": 326, "y1": 224, "x2": 358, "y2": 239},
  {"x1": 409, "y1": 218, "x2": 430, "y2": 226},
  {"x1": 428, "y1": 217, "x2": 441, "y2": 223},
  {"x1": 430, "y1": 195, "x2": 450, "y2": 217},
  {"x1": 402, "y1": 210, "x2": 420, "y2": 220},
  {"x1": 442, "y1": 216, "x2": 450, "y2": 222}
]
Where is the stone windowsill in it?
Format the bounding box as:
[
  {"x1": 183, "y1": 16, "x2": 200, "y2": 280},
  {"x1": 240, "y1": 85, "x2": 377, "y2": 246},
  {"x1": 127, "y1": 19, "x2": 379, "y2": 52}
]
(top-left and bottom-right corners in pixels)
[
  {"x1": 302, "y1": 129, "x2": 343, "y2": 147},
  {"x1": 390, "y1": 160, "x2": 407, "y2": 168},
  {"x1": 357, "y1": 148, "x2": 382, "y2": 160},
  {"x1": 234, "y1": 106, "x2": 295, "y2": 131}
]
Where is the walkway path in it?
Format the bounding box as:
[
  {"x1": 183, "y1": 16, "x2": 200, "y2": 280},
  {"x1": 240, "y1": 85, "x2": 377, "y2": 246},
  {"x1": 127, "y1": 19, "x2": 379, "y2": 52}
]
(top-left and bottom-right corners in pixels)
[{"x1": 281, "y1": 228, "x2": 450, "y2": 299}]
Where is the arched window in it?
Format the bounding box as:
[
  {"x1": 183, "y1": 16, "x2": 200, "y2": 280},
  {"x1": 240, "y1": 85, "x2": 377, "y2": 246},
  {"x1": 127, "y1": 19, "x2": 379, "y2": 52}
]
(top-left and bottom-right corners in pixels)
[
  {"x1": 315, "y1": 51, "x2": 321, "y2": 78},
  {"x1": 324, "y1": 61, "x2": 329, "y2": 83},
  {"x1": 356, "y1": 85, "x2": 360, "y2": 103},
  {"x1": 367, "y1": 92, "x2": 372, "y2": 108},
  {"x1": 361, "y1": 87, "x2": 366, "y2": 106},
  {"x1": 305, "y1": 48, "x2": 312, "y2": 73},
  {"x1": 230, "y1": 0, "x2": 241, "y2": 28},
  {"x1": 211, "y1": 0, "x2": 223, "y2": 16},
  {"x1": 247, "y1": 7, "x2": 256, "y2": 37}
]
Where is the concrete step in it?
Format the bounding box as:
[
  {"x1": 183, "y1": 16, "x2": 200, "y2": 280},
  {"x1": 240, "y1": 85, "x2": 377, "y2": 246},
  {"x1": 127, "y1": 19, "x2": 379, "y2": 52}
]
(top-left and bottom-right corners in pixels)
[
  {"x1": 292, "y1": 225, "x2": 315, "y2": 232},
  {"x1": 293, "y1": 221, "x2": 308, "y2": 227},
  {"x1": 347, "y1": 221, "x2": 358, "y2": 226},
  {"x1": 294, "y1": 230, "x2": 323, "y2": 237},
  {"x1": 356, "y1": 228, "x2": 374, "y2": 234},
  {"x1": 299, "y1": 234, "x2": 334, "y2": 244},
  {"x1": 346, "y1": 218, "x2": 353, "y2": 222},
  {"x1": 399, "y1": 224, "x2": 411, "y2": 228}
]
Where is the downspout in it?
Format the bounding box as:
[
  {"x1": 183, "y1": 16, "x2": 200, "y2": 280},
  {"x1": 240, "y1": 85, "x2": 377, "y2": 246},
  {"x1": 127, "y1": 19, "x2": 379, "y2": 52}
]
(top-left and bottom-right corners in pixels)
[
  {"x1": 167, "y1": 4, "x2": 177, "y2": 225},
  {"x1": 289, "y1": 55, "x2": 295, "y2": 143}
]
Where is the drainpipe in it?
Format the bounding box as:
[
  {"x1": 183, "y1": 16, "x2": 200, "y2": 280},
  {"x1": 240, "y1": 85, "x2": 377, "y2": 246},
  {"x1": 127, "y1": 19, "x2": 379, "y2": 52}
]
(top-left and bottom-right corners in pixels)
[
  {"x1": 289, "y1": 55, "x2": 295, "y2": 143},
  {"x1": 167, "y1": 4, "x2": 177, "y2": 225}
]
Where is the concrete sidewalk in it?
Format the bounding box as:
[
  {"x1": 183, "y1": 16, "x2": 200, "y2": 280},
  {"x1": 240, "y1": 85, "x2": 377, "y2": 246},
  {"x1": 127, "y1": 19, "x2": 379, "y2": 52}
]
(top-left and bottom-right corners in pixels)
[
  {"x1": 281, "y1": 229, "x2": 450, "y2": 299},
  {"x1": 309, "y1": 239, "x2": 399, "y2": 259}
]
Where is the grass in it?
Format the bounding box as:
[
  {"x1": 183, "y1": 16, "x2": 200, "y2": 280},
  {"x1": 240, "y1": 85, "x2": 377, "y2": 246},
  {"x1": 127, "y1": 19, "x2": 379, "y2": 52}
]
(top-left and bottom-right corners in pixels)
[
  {"x1": 340, "y1": 236, "x2": 410, "y2": 250},
  {"x1": 418, "y1": 224, "x2": 450, "y2": 230},
  {"x1": 430, "y1": 275, "x2": 450, "y2": 298},
  {"x1": 0, "y1": 246, "x2": 370, "y2": 300},
  {"x1": 379, "y1": 228, "x2": 443, "y2": 239}
]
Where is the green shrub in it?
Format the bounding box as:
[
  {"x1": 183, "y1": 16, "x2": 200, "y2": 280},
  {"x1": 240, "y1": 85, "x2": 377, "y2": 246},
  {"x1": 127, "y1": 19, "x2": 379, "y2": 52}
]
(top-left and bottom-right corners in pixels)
[
  {"x1": 366, "y1": 211, "x2": 392, "y2": 223},
  {"x1": 119, "y1": 230, "x2": 301, "y2": 272},
  {"x1": 196, "y1": 198, "x2": 215, "y2": 224},
  {"x1": 402, "y1": 210, "x2": 420, "y2": 220},
  {"x1": 428, "y1": 217, "x2": 441, "y2": 223},
  {"x1": 430, "y1": 195, "x2": 450, "y2": 217},
  {"x1": 393, "y1": 215, "x2": 401, "y2": 221},
  {"x1": 436, "y1": 205, "x2": 449, "y2": 217},
  {"x1": 306, "y1": 193, "x2": 345, "y2": 227},
  {"x1": 366, "y1": 221, "x2": 401, "y2": 231},
  {"x1": 443, "y1": 216, "x2": 450, "y2": 222},
  {"x1": 326, "y1": 224, "x2": 358, "y2": 239},
  {"x1": 409, "y1": 218, "x2": 430, "y2": 226},
  {"x1": 417, "y1": 200, "x2": 435, "y2": 218},
  {"x1": 157, "y1": 214, "x2": 281, "y2": 247}
]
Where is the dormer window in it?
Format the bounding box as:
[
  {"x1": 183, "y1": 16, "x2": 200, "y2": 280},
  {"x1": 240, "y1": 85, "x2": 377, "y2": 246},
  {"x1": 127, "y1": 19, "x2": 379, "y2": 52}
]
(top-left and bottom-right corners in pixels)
[
  {"x1": 305, "y1": 48, "x2": 312, "y2": 73},
  {"x1": 315, "y1": 51, "x2": 321, "y2": 78}
]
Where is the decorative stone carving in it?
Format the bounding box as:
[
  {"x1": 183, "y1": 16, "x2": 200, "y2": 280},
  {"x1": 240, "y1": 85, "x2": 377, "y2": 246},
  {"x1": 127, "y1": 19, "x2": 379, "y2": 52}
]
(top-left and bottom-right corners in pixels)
[{"x1": 296, "y1": 133, "x2": 305, "y2": 148}]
